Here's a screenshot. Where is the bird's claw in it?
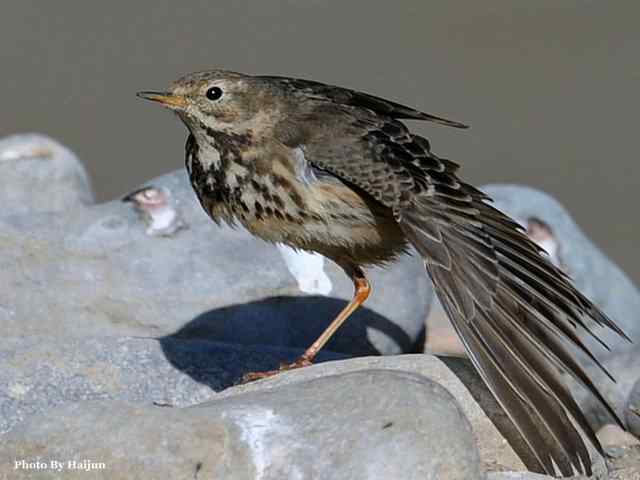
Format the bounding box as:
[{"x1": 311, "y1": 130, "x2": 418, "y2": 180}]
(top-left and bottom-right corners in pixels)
[
  {"x1": 240, "y1": 356, "x2": 314, "y2": 384},
  {"x1": 280, "y1": 356, "x2": 313, "y2": 370}
]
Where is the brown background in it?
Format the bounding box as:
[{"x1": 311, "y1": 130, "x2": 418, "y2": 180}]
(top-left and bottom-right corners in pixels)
[{"x1": 2, "y1": 1, "x2": 638, "y2": 283}]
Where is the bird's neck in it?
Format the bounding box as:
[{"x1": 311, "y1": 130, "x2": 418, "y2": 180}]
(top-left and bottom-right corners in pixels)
[
  {"x1": 188, "y1": 121, "x2": 255, "y2": 164},
  {"x1": 185, "y1": 129, "x2": 265, "y2": 220}
]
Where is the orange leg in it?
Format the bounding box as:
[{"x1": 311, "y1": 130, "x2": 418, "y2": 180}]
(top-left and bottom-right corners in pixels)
[{"x1": 241, "y1": 266, "x2": 371, "y2": 383}]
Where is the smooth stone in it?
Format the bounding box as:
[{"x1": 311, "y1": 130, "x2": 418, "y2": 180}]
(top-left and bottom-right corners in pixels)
[
  {"x1": 0, "y1": 335, "x2": 345, "y2": 435},
  {"x1": 1, "y1": 337, "x2": 517, "y2": 472},
  {"x1": 0, "y1": 370, "x2": 483, "y2": 480},
  {"x1": 220, "y1": 354, "x2": 534, "y2": 472},
  {"x1": 1, "y1": 167, "x2": 433, "y2": 356},
  {"x1": 0, "y1": 133, "x2": 93, "y2": 215}
]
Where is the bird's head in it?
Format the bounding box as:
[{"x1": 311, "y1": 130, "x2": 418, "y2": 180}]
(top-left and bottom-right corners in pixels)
[
  {"x1": 138, "y1": 69, "x2": 469, "y2": 149},
  {"x1": 137, "y1": 70, "x2": 286, "y2": 142}
]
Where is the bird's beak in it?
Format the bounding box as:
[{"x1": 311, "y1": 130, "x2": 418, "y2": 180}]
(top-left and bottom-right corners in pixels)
[{"x1": 136, "y1": 91, "x2": 187, "y2": 109}]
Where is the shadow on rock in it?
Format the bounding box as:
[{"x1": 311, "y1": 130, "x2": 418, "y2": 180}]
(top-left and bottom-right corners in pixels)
[
  {"x1": 157, "y1": 336, "x2": 346, "y2": 390},
  {"x1": 160, "y1": 295, "x2": 424, "y2": 385}
]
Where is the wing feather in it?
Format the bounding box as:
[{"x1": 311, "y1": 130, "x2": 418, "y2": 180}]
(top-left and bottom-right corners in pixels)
[{"x1": 286, "y1": 98, "x2": 629, "y2": 477}]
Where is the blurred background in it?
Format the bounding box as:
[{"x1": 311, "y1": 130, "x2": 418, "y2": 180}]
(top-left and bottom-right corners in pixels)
[{"x1": 1, "y1": 1, "x2": 638, "y2": 282}]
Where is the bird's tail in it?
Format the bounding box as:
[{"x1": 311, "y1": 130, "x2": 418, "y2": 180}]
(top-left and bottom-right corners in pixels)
[{"x1": 399, "y1": 179, "x2": 629, "y2": 477}]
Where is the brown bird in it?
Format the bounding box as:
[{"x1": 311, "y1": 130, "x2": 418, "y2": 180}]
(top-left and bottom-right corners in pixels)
[
  {"x1": 123, "y1": 185, "x2": 186, "y2": 237},
  {"x1": 138, "y1": 70, "x2": 629, "y2": 477}
]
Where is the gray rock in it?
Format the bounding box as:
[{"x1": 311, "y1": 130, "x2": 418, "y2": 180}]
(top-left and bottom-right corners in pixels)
[
  {"x1": 1, "y1": 336, "x2": 521, "y2": 472},
  {"x1": 626, "y1": 377, "x2": 640, "y2": 438},
  {"x1": 482, "y1": 184, "x2": 640, "y2": 355},
  {"x1": 0, "y1": 370, "x2": 483, "y2": 480},
  {"x1": 487, "y1": 468, "x2": 607, "y2": 480},
  {"x1": 487, "y1": 473, "x2": 556, "y2": 480},
  {"x1": 426, "y1": 184, "x2": 640, "y2": 356},
  {"x1": 1, "y1": 167, "x2": 432, "y2": 356},
  {"x1": 569, "y1": 346, "x2": 640, "y2": 431},
  {"x1": 484, "y1": 184, "x2": 640, "y2": 431},
  {"x1": 0, "y1": 133, "x2": 93, "y2": 215},
  {"x1": 424, "y1": 184, "x2": 640, "y2": 429},
  {"x1": 597, "y1": 425, "x2": 640, "y2": 450},
  {"x1": 220, "y1": 354, "x2": 535, "y2": 473},
  {"x1": 603, "y1": 443, "x2": 640, "y2": 480},
  {"x1": 0, "y1": 335, "x2": 345, "y2": 435}
]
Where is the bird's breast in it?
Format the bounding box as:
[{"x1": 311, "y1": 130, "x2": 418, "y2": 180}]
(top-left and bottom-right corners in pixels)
[{"x1": 186, "y1": 139, "x2": 406, "y2": 265}]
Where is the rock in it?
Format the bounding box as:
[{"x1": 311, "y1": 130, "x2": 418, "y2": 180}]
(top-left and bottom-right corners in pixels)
[
  {"x1": 1, "y1": 339, "x2": 523, "y2": 472},
  {"x1": 0, "y1": 370, "x2": 483, "y2": 480},
  {"x1": 424, "y1": 184, "x2": 640, "y2": 430},
  {"x1": 483, "y1": 184, "x2": 640, "y2": 443},
  {"x1": 486, "y1": 472, "x2": 596, "y2": 480},
  {"x1": 0, "y1": 335, "x2": 345, "y2": 435},
  {"x1": 595, "y1": 425, "x2": 640, "y2": 480},
  {"x1": 597, "y1": 424, "x2": 640, "y2": 449},
  {"x1": 482, "y1": 184, "x2": 640, "y2": 356},
  {"x1": 424, "y1": 296, "x2": 465, "y2": 357},
  {"x1": 487, "y1": 473, "x2": 557, "y2": 480},
  {"x1": 220, "y1": 354, "x2": 539, "y2": 472},
  {"x1": 426, "y1": 184, "x2": 640, "y2": 357},
  {"x1": 1, "y1": 167, "x2": 433, "y2": 356},
  {"x1": 0, "y1": 133, "x2": 93, "y2": 215},
  {"x1": 567, "y1": 346, "x2": 640, "y2": 430},
  {"x1": 626, "y1": 377, "x2": 640, "y2": 438},
  {"x1": 606, "y1": 444, "x2": 640, "y2": 480}
]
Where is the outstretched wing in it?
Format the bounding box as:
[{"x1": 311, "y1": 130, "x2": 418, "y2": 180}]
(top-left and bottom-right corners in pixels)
[
  {"x1": 290, "y1": 105, "x2": 628, "y2": 477},
  {"x1": 260, "y1": 75, "x2": 469, "y2": 128}
]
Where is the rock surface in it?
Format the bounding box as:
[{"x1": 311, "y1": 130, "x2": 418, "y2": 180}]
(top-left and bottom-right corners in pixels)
[
  {"x1": 3, "y1": 135, "x2": 638, "y2": 479},
  {"x1": 598, "y1": 425, "x2": 640, "y2": 450},
  {"x1": 1, "y1": 338, "x2": 523, "y2": 473},
  {"x1": 570, "y1": 347, "x2": 640, "y2": 431},
  {"x1": 487, "y1": 473, "x2": 559, "y2": 480},
  {"x1": 626, "y1": 377, "x2": 640, "y2": 438},
  {"x1": 2, "y1": 337, "x2": 517, "y2": 470},
  {"x1": 0, "y1": 335, "x2": 345, "y2": 435},
  {"x1": 1, "y1": 165, "x2": 432, "y2": 357},
  {"x1": 220, "y1": 354, "x2": 538, "y2": 473},
  {"x1": 426, "y1": 184, "x2": 640, "y2": 355},
  {"x1": 424, "y1": 184, "x2": 640, "y2": 431},
  {"x1": 488, "y1": 444, "x2": 640, "y2": 480},
  {"x1": 0, "y1": 133, "x2": 93, "y2": 215},
  {"x1": 483, "y1": 184, "x2": 640, "y2": 356},
  {"x1": 0, "y1": 370, "x2": 483, "y2": 480}
]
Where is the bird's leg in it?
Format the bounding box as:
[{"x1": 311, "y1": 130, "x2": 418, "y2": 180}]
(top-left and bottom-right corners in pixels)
[
  {"x1": 241, "y1": 265, "x2": 371, "y2": 383},
  {"x1": 298, "y1": 265, "x2": 370, "y2": 363}
]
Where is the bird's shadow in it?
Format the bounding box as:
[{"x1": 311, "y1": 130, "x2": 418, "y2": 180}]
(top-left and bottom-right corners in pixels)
[
  {"x1": 157, "y1": 296, "x2": 540, "y2": 471},
  {"x1": 160, "y1": 294, "x2": 424, "y2": 388}
]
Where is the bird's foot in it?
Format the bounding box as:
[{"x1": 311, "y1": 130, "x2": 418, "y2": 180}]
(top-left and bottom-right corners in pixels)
[{"x1": 240, "y1": 355, "x2": 314, "y2": 384}]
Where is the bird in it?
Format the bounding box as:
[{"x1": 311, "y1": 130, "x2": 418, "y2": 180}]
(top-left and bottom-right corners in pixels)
[
  {"x1": 138, "y1": 70, "x2": 630, "y2": 477},
  {"x1": 525, "y1": 217, "x2": 564, "y2": 270},
  {"x1": 123, "y1": 185, "x2": 186, "y2": 237}
]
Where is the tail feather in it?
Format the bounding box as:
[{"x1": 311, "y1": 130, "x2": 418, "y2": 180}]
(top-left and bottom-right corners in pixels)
[{"x1": 400, "y1": 186, "x2": 630, "y2": 477}]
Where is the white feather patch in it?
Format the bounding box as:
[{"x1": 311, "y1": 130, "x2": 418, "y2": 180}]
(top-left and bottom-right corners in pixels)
[{"x1": 277, "y1": 244, "x2": 333, "y2": 295}]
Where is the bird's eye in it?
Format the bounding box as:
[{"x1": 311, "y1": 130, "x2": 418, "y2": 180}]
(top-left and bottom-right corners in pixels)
[{"x1": 205, "y1": 86, "x2": 223, "y2": 101}]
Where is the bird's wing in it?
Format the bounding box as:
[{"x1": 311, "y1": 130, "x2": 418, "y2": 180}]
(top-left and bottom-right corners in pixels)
[
  {"x1": 260, "y1": 75, "x2": 469, "y2": 128},
  {"x1": 296, "y1": 112, "x2": 628, "y2": 477}
]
